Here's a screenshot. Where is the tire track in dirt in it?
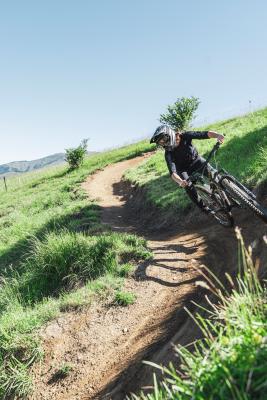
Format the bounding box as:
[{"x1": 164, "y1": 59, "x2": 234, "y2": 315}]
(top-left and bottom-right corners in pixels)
[{"x1": 30, "y1": 154, "x2": 267, "y2": 400}]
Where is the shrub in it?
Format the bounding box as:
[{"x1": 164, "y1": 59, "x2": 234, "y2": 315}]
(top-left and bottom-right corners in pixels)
[
  {"x1": 160, "y1": 96, "x2": 200, "y2": 131},
  {"x1": 65, "y1": 139, "x2": 88, "y2": 170}
]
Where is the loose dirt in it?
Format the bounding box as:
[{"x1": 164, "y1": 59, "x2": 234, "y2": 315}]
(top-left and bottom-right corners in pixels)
[{"x1": 30, "y1": 154, "x2": 267, "y2": 400}]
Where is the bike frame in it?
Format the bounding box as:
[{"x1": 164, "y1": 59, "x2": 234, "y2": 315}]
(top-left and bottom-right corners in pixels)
[
  {"x1": 188, "y1": 142, "x2": 255, "y2": 197},
  {"x1": 202, "y1": 143, "x2": 256, "y2": 200},
  {"x1": 187, "y1": 142, "x2": 240, "y2": 212}
]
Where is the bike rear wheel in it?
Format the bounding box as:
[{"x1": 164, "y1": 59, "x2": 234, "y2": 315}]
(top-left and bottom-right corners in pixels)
[
  {"x1": 195, "y1": 185, "x2": 234, "y2": 227},
  {"x1": 222, "y1": 178, "x2": 267, "y2": 223}
]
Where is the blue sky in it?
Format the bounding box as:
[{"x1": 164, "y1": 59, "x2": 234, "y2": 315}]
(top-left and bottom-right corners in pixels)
[{"x1": 0, "y1": 0, "x2": 267, "y2": 163}]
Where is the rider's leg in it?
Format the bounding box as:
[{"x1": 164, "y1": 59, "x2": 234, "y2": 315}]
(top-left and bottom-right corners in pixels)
[
  {"x1": 185, "y1": 158, "x2": 215, "y2": 213},
  {"x1": 189, "y1": 157, "x2": 213, "y2": 179},
  {"x1": 178, "y1": 171, "x2": 207, "y2": 211}
]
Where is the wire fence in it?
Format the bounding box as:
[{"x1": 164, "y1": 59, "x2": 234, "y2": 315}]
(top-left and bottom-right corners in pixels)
[{"x1": 0, "y1": 163, "x2": 66, "y2": 192}]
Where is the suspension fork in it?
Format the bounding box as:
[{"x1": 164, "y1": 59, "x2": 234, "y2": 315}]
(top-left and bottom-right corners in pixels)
[
  {"x1": 211, "y1": 171, "x2": 241, "y2": 210},
  {"x1": 209, "y1": 171, "x2": 236, "y2": 211}
]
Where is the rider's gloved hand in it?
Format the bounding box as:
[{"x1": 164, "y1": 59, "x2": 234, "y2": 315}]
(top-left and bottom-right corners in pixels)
[
  {"x1": 171, "y1": 173, "x2": 189, "y2": 188},
  {"x1": 179, "y1": 180, "x2": 188, "y2": 188},
  {"x1": 216, "y1": 134, "x2": 225, "y2": 143},
  {"x1": 207, "y1": 131, "x2": 225, "y2": 143}
]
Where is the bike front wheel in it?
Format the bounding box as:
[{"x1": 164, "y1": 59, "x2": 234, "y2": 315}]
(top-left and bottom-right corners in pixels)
[
  {"x1": 222, "y1": 178, "x2": 267, "y2": 223},
  {"x1": 195, "y1": 185, "x2": 234, "y2": 227}
]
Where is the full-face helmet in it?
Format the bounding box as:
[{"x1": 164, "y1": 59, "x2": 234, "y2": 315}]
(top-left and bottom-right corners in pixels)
[{"x1": 150, "y1": 125, "x2": 176, "y2": 148}]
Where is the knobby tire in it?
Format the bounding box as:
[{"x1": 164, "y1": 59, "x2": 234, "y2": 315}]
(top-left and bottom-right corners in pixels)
[{"x1": 222, "y1": 178, "x2": 267, "y2": 223}]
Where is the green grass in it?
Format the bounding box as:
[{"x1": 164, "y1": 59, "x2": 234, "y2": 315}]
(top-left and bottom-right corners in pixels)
[
  {"x1": 114, "y1": 290, "x2": 137, "y2": 306},
  {"x1": 125, "y1": 108, "x2": 267, "y2": 214},
  {"x1": 0, "y1": 139, "x2": 153, "y2": 398},
  {"x1": 52, "y1": 363, "x2": 74, "y2": 380},
  {"x1": 0, "y1": 358, "x2": 33, "y2": 399},
  {"x1": 132, "y1": 232, "x2": 267, "y2": 400}
]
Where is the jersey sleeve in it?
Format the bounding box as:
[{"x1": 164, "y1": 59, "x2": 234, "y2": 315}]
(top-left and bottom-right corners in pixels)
[
  {"x1": 165, "y1": 150, "x2": 177, "y2": 175},
  {"x1": 182, "y1": 131, "x2": 209, "y2": 140}
]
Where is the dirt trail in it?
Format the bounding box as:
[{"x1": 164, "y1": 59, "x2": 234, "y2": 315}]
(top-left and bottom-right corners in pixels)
[{"x1": 31, "y1": 154, "x2": 267, "y2": 400}]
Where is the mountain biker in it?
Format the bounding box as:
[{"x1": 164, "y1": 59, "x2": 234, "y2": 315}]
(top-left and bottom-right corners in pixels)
[{"x1": 150, "y1": 125, "x2": 225, "y2": 213}]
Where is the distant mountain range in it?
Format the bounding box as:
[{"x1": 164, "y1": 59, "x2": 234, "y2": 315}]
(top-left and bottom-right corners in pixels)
[{"x1": 0, "y1": 152, "x2": 97, "y2": 177}]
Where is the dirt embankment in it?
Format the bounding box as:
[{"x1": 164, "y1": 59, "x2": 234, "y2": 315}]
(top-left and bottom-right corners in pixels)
[{"x1": 30, "y1": 154, "x2": 267, "y2": 400}]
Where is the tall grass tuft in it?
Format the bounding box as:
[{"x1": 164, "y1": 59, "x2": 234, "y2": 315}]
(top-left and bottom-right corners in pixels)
[
  {"x1": 0, "y1": 358, "x2": 33, "y2": 399},
  {"x1": 132, "y1": 230, "x2": 267, "y2": 400},
  {"x1": 0, "y1": 231, "x2": 152, "y2": 307}
]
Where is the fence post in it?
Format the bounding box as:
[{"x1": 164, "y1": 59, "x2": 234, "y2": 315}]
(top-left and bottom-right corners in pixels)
[{"x1": 3, "y1": 176, "x2": 7, "y2": 192}]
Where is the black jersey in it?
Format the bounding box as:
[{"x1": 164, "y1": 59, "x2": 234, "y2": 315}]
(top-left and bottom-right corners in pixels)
[{"x1": 165, "y1": 131, "x2": 209, "y2": 174}]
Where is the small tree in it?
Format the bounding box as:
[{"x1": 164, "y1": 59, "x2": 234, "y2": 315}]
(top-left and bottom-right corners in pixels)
[
  {"x1": 159, "y1": 96, "x2": 200, "y2": 131},
  {"x1": 65, "y1": 139, "x2": 88, "y2": 170}
]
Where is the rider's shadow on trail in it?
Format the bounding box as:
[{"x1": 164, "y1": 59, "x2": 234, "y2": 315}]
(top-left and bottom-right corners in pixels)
[
  {"x1": 134, "y1": 242, "x2": 200, "y2": 287},
  {"x1": 152, "y1": 243, "x2": 198, "y2": 254},
  {"x1": 134, "y1": 260, "x2": 198, "y2": 287}
]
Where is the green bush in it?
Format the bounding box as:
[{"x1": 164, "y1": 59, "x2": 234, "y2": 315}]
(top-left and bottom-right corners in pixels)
[
  {"x1": 65, "y1": 139, "x2": 88, "y2": 170},
  {"x1": 159, "y1": 96, "x2": 200, "y2": 131}
]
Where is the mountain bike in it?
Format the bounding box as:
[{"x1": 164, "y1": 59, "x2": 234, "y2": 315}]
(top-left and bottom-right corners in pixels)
[{"x1": 187, "y1": 142, "x2": 267, "y2": 227}]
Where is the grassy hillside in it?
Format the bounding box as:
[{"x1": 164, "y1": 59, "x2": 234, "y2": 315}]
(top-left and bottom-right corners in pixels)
[
  {"x1": 0, "y1": 140, "x2": 153, "y2": 398},
  {"x1": 125, "y1": 108, "x2": 267, "y2": 214}
]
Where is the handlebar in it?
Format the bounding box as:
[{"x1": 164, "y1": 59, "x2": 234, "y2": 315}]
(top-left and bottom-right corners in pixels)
[{"x1": 205, "y1": 141, "x2": 221, "y2": 165}]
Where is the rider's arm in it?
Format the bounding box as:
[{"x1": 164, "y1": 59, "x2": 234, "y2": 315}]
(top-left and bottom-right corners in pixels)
[
  {"x1": 165, "y1": 150, "x2": 176, "y2": 175},
  {"x1": 182, "y1": 131, "x2": 224, "y2": 143},
  {"x1": 165, "y1": 151, "x2": 188, "y2": 187},
  {"x1": 182, "y1": 131, "x2": 209, "y2": 140}
]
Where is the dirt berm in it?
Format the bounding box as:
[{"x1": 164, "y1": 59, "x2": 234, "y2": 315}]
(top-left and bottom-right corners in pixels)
[{"x1": 30, "y1": 154, "x2": 267, "y2": 400}]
